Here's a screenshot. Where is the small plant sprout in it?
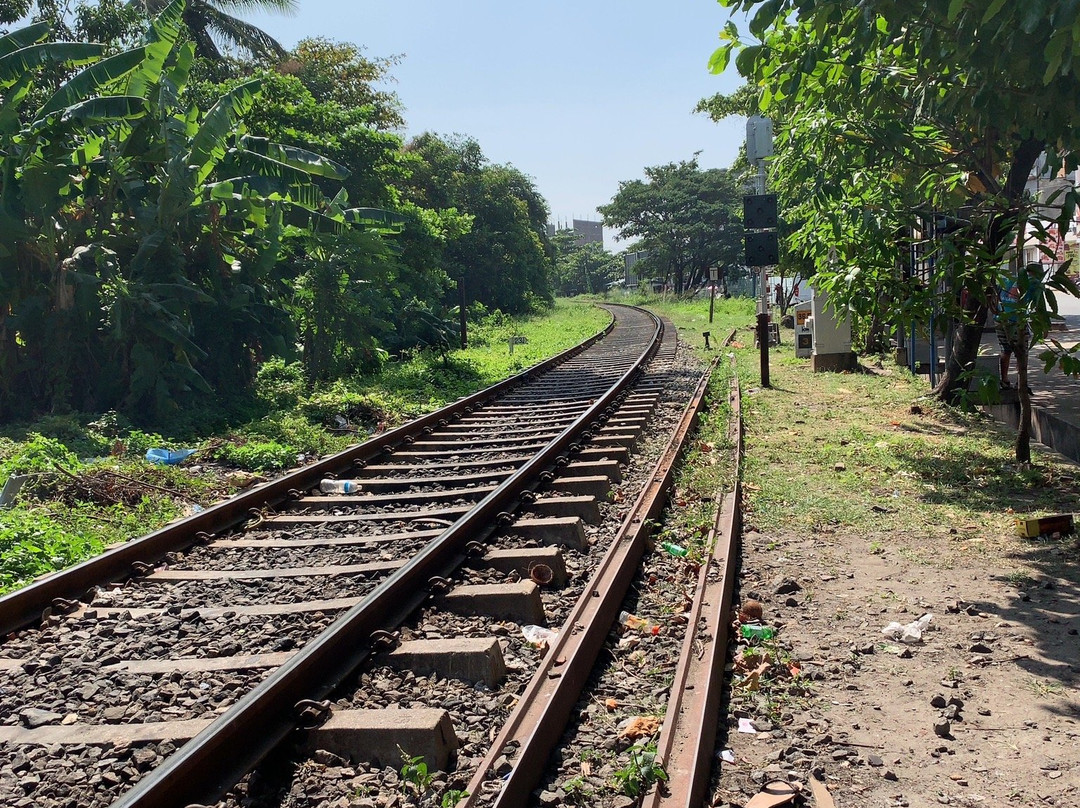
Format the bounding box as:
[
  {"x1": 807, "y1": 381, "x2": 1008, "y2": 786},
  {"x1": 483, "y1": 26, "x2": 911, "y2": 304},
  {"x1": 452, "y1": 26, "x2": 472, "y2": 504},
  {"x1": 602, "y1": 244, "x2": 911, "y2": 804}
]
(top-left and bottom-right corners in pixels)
[
  {"x1": 398, "y1": 748, "x2": 434, "y2": 798},
  {"x1": 611, "y1": 744, "x2": 668, "y2": 797},
  {"x1": 441, "y1": 788, "x2": 469, "y2": 808}
]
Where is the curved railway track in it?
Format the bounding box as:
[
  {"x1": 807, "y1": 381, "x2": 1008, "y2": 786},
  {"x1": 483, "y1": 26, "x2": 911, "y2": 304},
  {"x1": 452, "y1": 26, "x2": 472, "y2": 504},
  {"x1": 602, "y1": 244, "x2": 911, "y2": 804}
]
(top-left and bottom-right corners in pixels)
[{"x1": 0, "y1": 304, "x2": 744, "y2": 808}]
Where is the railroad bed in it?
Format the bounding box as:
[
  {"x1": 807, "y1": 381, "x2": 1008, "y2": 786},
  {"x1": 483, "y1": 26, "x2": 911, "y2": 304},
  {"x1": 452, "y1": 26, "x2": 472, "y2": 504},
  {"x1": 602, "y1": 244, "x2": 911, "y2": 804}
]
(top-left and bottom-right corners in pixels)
[{"x1": 0, "y1": 304, "x2": 742, "y2": 808}]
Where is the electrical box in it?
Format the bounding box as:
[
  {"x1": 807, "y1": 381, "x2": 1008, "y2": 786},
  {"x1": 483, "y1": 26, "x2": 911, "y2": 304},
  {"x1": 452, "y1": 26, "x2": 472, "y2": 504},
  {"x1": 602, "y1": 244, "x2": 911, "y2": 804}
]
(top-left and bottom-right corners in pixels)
[
  {"x1": 810, "y1": 284, "x2": 852, "y2": 356},
  {"x1": 794, "y1": 302, "x2": 812, "y2": 358},
  {"x1": 746, "y1": 115, "x2": 774, "y2": 162},
  {"x1": 743, "y1": 194, "x2": 778, "y2": 229},
  {"x1": 745, "y1": 231, "x2": 779, "y2": 266}
]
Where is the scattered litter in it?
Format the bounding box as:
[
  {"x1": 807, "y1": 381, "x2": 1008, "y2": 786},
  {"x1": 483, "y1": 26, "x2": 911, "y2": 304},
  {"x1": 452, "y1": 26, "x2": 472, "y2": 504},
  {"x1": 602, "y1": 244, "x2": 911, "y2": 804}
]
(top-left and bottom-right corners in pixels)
[
  {"x1": 521, "y1": 625, "x2": 557, "y2": 647},
  {"x1": 619, "y1": 611, "x2": 660, "y2": 635},
  {"x1": 617, "y1": 715, "x2": 660, "y2": 740},
  {"x1": 604, "y1": 698, "x2": 618, "y2": 711},
  {"x1": 145, "y1": 448, "x2": 196, "y2": 465},
  {"x1": 881, "y1": 613, "x2": 933, "y2": 643},
  {"x1": 737, "y1": 717, "x2": 758, "y2": 734},
  {"x1": 660, "y1": 541, "x2": 688, "y2": 557},
  {"x1": 745, "y1": 779, "x2": 796, "y2": 808},
  {"x1": 740, "y1": 624, "x2": 776, "y2": 641},
  {"x1": 720, "y1": 749, "x2": 736, "y2": 763}
]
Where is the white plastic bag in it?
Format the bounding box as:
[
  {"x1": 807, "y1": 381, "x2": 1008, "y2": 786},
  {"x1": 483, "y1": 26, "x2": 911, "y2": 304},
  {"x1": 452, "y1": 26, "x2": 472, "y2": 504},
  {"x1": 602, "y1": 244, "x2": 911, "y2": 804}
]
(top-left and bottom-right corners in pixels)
[
  {"x1": 881, "y1": 613, "x2": 933, "y2": 643},
  {"x1": 521, "y1": 625, "x2": 557, "y2": 646}
]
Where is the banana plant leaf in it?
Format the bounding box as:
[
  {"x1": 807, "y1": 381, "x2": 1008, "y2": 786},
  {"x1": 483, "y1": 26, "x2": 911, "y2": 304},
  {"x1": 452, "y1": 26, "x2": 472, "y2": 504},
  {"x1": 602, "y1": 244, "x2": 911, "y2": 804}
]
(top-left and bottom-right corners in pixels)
[
  {"x1": 36, "y1": 47, "x2": 148, "y2": 120},
  {"x1": 0, "y1": 72, "x2": 32, "y2": 135},
  {"x1": 240, "y1": 136, "x2": 349, "y2": 180},
  {"x1": 0, "y1": 22, "x2": 50, "y2": 59},
  {"x1": 188, "y1": 79, "x2": 261, "y2": 186},
  {"x1": 345, "y1": 207, "x2": 406, "y2": 234},
  {"x1": 0, "y1": 42, "x2": 104, "y2": 88},
  {"x1": 128, "y1": 0, "x2": 185, "y2": 99},
  {"x1": 59, "y1": 95, "x2": 147, "y2": 125},
  {"x1": 230, "y1": 148, "x2": 317, "y2": 187}
]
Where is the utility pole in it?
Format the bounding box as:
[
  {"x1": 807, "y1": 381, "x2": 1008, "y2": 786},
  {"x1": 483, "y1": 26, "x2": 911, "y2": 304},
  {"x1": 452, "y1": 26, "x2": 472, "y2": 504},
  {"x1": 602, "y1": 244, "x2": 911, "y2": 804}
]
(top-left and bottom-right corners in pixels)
[{"x1": 744, "y1": 115, "x2": 777, "y2": 388}]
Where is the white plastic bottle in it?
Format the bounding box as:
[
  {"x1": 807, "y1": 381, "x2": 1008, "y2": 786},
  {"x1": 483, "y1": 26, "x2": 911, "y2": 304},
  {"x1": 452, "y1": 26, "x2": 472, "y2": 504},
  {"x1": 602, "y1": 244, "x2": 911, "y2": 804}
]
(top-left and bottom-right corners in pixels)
[{"x1": 319, "y1": 479, "x2": 359, "y2": 494}]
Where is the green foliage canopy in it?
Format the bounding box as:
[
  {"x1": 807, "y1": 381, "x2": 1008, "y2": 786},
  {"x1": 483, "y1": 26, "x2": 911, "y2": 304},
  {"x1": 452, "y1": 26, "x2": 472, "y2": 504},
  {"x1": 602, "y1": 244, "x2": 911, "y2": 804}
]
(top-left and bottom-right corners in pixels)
[{"x1": 599, "y1": 158, "x2": 744, "y2": 293}]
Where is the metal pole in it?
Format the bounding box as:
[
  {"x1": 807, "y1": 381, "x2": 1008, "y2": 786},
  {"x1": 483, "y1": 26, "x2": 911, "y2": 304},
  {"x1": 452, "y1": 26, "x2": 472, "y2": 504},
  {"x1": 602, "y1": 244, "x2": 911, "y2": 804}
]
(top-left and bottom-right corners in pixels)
[
  {"x1": 758, "y1": 266, "x2": 770, "y2": 388},
  {"x1": 459, "y1": 275, "x2": 468, "y2": 349},
  {"x1": 756, "y1": 160, "x2": 771, "y2": 387},
  {"x1": 709, "y1": 285, "x2": 716, "y2": 323}
]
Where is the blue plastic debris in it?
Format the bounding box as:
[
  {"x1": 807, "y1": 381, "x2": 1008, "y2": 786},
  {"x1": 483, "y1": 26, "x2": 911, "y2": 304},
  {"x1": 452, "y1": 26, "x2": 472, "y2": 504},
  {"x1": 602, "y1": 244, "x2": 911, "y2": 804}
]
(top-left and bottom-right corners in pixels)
[{"x1": 145, "y1": 448, "x2": 196, "y2": 465}]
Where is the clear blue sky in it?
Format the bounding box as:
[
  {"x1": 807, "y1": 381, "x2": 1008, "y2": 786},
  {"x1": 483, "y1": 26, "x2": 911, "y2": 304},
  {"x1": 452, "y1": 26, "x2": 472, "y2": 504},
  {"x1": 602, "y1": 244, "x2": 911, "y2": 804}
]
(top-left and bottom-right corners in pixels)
[{"x1": 245, "y1": 0, "x2": 745, "y2": 251}]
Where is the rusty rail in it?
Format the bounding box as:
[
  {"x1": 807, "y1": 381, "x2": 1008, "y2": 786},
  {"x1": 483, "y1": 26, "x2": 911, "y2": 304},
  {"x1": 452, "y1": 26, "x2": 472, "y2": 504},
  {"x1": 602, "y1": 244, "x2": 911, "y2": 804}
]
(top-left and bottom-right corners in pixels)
[
  {"x1": 645, "y1": 351, "x2": 742, "y2": 807},
  {"x1": 109, "y1": 307, "x2": 663, "y2": 808},
  {"x1": 460, "y1": 344, "x2": 717, "y2": 808}
]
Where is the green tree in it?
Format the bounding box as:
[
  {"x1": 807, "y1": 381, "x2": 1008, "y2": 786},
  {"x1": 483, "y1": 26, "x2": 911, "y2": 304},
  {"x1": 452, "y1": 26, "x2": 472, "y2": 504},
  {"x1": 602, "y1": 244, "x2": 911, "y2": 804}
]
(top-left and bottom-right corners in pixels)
[
  {"x1": 0, "y1": 2, "x2": 399, "y2": 422},
  {"x1": 282, "y1": 37, "x2": 403, "y2": 131},
  {"x1": 551, "y1": 229, "x2": 621, "y2": 296},
  {"x1": 715, "y1": 0, "x2": 1080, "y2": 462},
  {"x1": 598, "y1": 159, "x2": 743, "y2": 294},
  {"x1": 403, "y1": 133, "x2": 554, "y2": 314}
]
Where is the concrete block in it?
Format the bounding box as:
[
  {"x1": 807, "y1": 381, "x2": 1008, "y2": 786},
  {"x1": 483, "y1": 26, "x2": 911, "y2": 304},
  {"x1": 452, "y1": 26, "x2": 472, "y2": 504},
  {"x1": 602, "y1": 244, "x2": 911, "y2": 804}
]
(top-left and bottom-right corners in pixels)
[
  {"x1": 482, "y1": 546, "x2": 567, "y2": 587},
  {"x1": 547, "y1": 474, "x2": 610, "y2": 498},
  {"x1": 576, "y1": 445, "x2": 629, "y2": 464},
  {"x1": 509, "y1": 517, "x2": 588, "y2": 550},
  {"x1": 563, "y1": 458, "x2": 622, "y2": 482},
  {"x1": 811, "y1": 352, "x2": 857, "y2": 372},
  {"x1": 593, "y1": 431, "x2": 639, "y2": 450},
  {"x1": 443, "y1": 581, "x2": 545, "y2": 624},
  {"x1": 531, "y1": 495, "x2": 601, "y2": 524},
  {"x1": 388, "y1": 638, "x2": 506, "y2": 686},
  {"x1": 304, "y1": 709, "x2": 457, "y2": 771}
]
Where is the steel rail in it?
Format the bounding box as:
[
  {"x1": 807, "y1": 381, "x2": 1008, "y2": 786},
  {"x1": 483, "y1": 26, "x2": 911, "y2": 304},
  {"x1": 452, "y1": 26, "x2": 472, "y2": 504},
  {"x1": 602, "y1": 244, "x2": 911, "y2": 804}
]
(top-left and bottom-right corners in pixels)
[
  {"x1": 645, "y1": 349, "x2": 742, "y2": 808},
  {"x1": 0, "y1": 310, "x2": 618, "y2": 638},
  {"x1": 458, "y1": 339, "x2": 716, "y2": 808},
  {"x1": 109, "y1": 306, "x2": 663, "y2": 808}
]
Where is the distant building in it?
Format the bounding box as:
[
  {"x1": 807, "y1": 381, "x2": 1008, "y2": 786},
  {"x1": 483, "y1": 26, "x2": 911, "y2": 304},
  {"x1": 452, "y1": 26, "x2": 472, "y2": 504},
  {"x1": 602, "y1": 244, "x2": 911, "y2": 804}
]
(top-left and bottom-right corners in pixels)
[
  {"x1": 548, "y1": 219, "x2": 605, "y2": 248},
  {"x1": 623, "y1": 250, "x2": 649, "y2": 288},
  {"x1": 572, "y1": 219, "x2": 603, "y2": 246}
]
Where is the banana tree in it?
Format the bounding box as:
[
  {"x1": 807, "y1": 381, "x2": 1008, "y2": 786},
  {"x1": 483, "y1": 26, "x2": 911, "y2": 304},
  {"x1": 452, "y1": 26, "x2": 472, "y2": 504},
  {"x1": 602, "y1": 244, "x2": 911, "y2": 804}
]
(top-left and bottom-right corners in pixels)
[{"x1": 0, "y1": 0, "x2": 404, "y2": 420}]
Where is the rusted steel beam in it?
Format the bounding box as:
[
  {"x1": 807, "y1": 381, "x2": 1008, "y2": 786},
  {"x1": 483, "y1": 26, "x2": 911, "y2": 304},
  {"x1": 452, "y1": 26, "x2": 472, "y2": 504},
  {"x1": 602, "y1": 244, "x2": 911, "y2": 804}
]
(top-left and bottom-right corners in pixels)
[{"x1": 645, "y1": 351, "x2": 742, "y2": 808}]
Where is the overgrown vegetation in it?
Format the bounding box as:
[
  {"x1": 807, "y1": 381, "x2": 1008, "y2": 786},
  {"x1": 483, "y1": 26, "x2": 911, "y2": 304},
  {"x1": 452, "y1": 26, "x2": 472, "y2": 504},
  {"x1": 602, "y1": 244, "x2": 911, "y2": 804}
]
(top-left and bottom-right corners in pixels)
[
  {"x1": 0, "y1": 301, "x2": 608, "y2": 593},
  {"x1": 0, "y1": 1, "x2": 557, "y2": 426}
]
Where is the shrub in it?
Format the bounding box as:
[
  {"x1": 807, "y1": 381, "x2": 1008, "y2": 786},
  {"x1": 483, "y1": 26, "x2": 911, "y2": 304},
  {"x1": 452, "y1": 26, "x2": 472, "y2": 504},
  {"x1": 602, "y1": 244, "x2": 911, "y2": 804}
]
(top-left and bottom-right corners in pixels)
[
  {"x1": 213, "y1": 440, "x2": 297, "y2": 471},
  {"x1": 0, "y1": 509, "x2": 102, "y2": 592},
  {"x1": 244, "y1": 413, "x2": 340, "y2": 458},
  {"x1": 0, "y1": 434, "x2": 82, "y2": 481},
  {"x1": 301, "y1": 383, "x2": 397, "y2": 428},
  {"x1": 255, "y1": 358, "x2": 307, "y2": 409}
]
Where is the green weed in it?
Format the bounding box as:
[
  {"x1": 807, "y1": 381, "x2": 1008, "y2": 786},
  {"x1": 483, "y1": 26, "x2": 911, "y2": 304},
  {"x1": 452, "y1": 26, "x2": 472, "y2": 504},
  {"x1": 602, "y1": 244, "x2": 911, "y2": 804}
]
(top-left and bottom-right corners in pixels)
[{"x1": 611, "y1": 744, "x2": 668, "y2": 797}]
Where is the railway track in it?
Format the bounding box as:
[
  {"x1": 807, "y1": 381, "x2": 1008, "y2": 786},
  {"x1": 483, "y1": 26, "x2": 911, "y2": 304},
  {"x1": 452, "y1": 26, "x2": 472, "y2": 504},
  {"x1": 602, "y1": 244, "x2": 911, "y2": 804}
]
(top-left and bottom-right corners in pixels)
[{"x1": 0, "y1": 304, "x2": 743, "y2": 808}]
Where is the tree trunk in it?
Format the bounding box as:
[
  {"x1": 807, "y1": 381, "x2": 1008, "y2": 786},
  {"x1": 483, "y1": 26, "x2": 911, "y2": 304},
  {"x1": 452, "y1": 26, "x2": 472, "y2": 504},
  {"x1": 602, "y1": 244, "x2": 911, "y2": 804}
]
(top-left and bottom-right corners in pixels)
[
  {"x1": 931, "y1": 302, "x2": 988, "y2": 405},
  {"x1": 1015, "y1": 331, "x2": 1032, "y2": 463}
]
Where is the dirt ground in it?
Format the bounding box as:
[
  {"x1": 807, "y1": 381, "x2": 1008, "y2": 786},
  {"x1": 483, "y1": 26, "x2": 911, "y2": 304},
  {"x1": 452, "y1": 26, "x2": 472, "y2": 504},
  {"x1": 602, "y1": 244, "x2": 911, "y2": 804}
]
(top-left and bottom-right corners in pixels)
[{"x1": 712, "y1": 514, "x2": 1080, "y2": 807}]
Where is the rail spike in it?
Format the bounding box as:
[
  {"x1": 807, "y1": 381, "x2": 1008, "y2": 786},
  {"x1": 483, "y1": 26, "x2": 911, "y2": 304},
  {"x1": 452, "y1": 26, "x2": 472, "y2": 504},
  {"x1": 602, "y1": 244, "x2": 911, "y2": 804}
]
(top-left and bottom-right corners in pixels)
[
  {"x1": 427, "y1": 576, "x2": 452, "y2": 595},
  {"x1": 294, "y1": 699, "x2": 333, "y2": 728},
  {"x1": 369, "y1": 630, "x2": 399, "y2": 649}
]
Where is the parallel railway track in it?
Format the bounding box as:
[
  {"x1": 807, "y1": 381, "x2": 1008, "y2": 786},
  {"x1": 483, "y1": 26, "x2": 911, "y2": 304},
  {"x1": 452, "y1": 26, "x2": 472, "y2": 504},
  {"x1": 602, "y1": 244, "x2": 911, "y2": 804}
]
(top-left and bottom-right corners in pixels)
[{"x1": 0, "y1": 305, "x2": 744, "y2": 808}]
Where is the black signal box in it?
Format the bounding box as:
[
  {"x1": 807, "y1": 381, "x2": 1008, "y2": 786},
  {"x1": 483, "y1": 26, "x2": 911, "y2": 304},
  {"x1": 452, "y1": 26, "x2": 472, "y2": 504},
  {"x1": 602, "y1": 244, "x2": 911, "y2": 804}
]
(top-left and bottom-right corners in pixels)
[
  {"x1": 745, "y1": 231, "x2": 779, "y2": 267},
  {"x1": 743, "y1": 194, "x2": 778, "y2": 230}
]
